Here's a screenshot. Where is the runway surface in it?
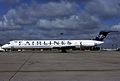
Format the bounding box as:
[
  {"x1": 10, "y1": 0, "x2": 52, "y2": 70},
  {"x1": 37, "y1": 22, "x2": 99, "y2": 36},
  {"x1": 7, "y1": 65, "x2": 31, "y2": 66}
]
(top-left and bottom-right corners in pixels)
[{"x1": 0, "y1": 50, "x2": 120, "y2": 81}]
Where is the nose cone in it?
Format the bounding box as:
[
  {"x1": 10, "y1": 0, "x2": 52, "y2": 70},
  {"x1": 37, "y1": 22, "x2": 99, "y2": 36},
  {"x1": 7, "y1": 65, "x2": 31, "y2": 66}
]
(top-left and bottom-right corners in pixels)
[
  {"x1": 0, "y1": 47, "x2": 5, "y2": 51},
  {"x1": 2, "y1": 44, "x2": 11, "y2": 49}
]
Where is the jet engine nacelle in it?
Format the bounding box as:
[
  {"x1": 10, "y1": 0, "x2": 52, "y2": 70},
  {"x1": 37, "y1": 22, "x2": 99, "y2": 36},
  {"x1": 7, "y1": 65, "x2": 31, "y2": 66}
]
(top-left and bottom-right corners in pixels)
[{"x1": 81, "y1": 42, "x2": 96, "y2": 47}]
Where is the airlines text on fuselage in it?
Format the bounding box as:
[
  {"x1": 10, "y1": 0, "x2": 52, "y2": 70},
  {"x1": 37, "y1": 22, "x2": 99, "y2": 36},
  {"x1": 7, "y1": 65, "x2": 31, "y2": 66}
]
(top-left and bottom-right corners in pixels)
[{"x1": 17, "y1": 41, "x2": 73, "y2": 46}]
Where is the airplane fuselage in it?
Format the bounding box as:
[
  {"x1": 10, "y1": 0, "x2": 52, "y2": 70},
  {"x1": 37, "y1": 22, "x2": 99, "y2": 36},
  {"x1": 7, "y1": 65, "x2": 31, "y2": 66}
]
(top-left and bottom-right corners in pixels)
[{"x1": 2, "y1": 40, "x2": 104, "y2": 49}]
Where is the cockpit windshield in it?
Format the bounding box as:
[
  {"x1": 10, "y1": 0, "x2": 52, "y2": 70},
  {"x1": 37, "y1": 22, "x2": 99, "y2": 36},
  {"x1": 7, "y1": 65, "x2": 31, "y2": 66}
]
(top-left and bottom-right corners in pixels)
[{"x1": 7, "y1": 42, "x2": 10, "y2": 44}]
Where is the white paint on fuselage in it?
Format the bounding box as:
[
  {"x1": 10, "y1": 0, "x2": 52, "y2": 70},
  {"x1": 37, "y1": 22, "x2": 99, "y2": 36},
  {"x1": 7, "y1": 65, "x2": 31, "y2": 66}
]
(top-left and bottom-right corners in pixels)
[{"x1": 2, "y1": 40, "x2": 104, "y2": 49}]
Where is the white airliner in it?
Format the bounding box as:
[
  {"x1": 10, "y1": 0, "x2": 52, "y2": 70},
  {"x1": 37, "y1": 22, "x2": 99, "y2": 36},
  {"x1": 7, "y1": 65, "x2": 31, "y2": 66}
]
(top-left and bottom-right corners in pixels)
[{"x1": 1, "y1": 31, "x2": 116, "y2": 52}]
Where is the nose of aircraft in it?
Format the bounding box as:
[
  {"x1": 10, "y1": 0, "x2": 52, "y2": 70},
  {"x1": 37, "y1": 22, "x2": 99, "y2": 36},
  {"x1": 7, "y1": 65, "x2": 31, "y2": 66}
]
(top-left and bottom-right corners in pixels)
[{"x1": 2, "y1": 44, "x2": 11, "y2": 49}]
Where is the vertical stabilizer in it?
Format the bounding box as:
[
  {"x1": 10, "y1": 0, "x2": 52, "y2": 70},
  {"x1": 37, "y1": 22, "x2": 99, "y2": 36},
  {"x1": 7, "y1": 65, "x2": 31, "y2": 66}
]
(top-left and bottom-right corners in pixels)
[{"x1": 94, "y1": 31, "x2": 115, "y2": 41}]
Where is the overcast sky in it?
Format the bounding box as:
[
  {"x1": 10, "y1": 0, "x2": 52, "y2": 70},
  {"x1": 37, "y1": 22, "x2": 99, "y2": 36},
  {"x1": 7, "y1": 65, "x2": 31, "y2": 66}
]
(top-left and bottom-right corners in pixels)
[{"x1": 0, "y1": 0, "x2": 120, "y2": 48}]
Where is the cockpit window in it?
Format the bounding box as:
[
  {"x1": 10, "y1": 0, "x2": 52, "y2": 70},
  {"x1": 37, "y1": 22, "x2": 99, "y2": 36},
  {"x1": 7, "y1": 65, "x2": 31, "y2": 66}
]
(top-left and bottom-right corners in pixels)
[{"x1": 7, "y1": 42, "x2": 10, "y2": 44}]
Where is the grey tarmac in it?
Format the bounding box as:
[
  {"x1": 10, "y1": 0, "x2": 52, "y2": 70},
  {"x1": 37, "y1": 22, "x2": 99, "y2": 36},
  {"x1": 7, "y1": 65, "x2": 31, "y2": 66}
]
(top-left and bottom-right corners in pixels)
[{"x1": 0, "y1": 50, "x2": 120, "y2": 81}]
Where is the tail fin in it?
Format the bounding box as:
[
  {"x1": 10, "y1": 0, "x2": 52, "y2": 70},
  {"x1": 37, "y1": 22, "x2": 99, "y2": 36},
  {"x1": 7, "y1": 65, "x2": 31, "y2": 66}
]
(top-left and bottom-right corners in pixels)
[{"x1": 94, "y1": 31, "x2": 117, "y2": 41}]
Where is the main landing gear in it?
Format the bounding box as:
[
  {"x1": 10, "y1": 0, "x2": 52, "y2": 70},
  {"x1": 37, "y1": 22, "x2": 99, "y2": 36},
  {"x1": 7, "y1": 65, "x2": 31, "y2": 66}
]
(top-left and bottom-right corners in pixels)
[{"x1": 61, "y1": 49, "x2": 67, "y2": 53}]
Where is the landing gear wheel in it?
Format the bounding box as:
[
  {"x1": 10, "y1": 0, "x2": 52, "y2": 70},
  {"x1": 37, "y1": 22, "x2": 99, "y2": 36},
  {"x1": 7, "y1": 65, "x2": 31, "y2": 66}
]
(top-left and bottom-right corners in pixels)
[{"x1": 61, "y1": 49, "x2": 67, "y2": 53}]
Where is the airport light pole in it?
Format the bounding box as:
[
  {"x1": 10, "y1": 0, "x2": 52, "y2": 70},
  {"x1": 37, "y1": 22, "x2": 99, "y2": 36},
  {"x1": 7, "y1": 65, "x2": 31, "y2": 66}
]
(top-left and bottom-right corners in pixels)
[{"x1": 60, "y1": 32, "x2": 64, "y2": 40}]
